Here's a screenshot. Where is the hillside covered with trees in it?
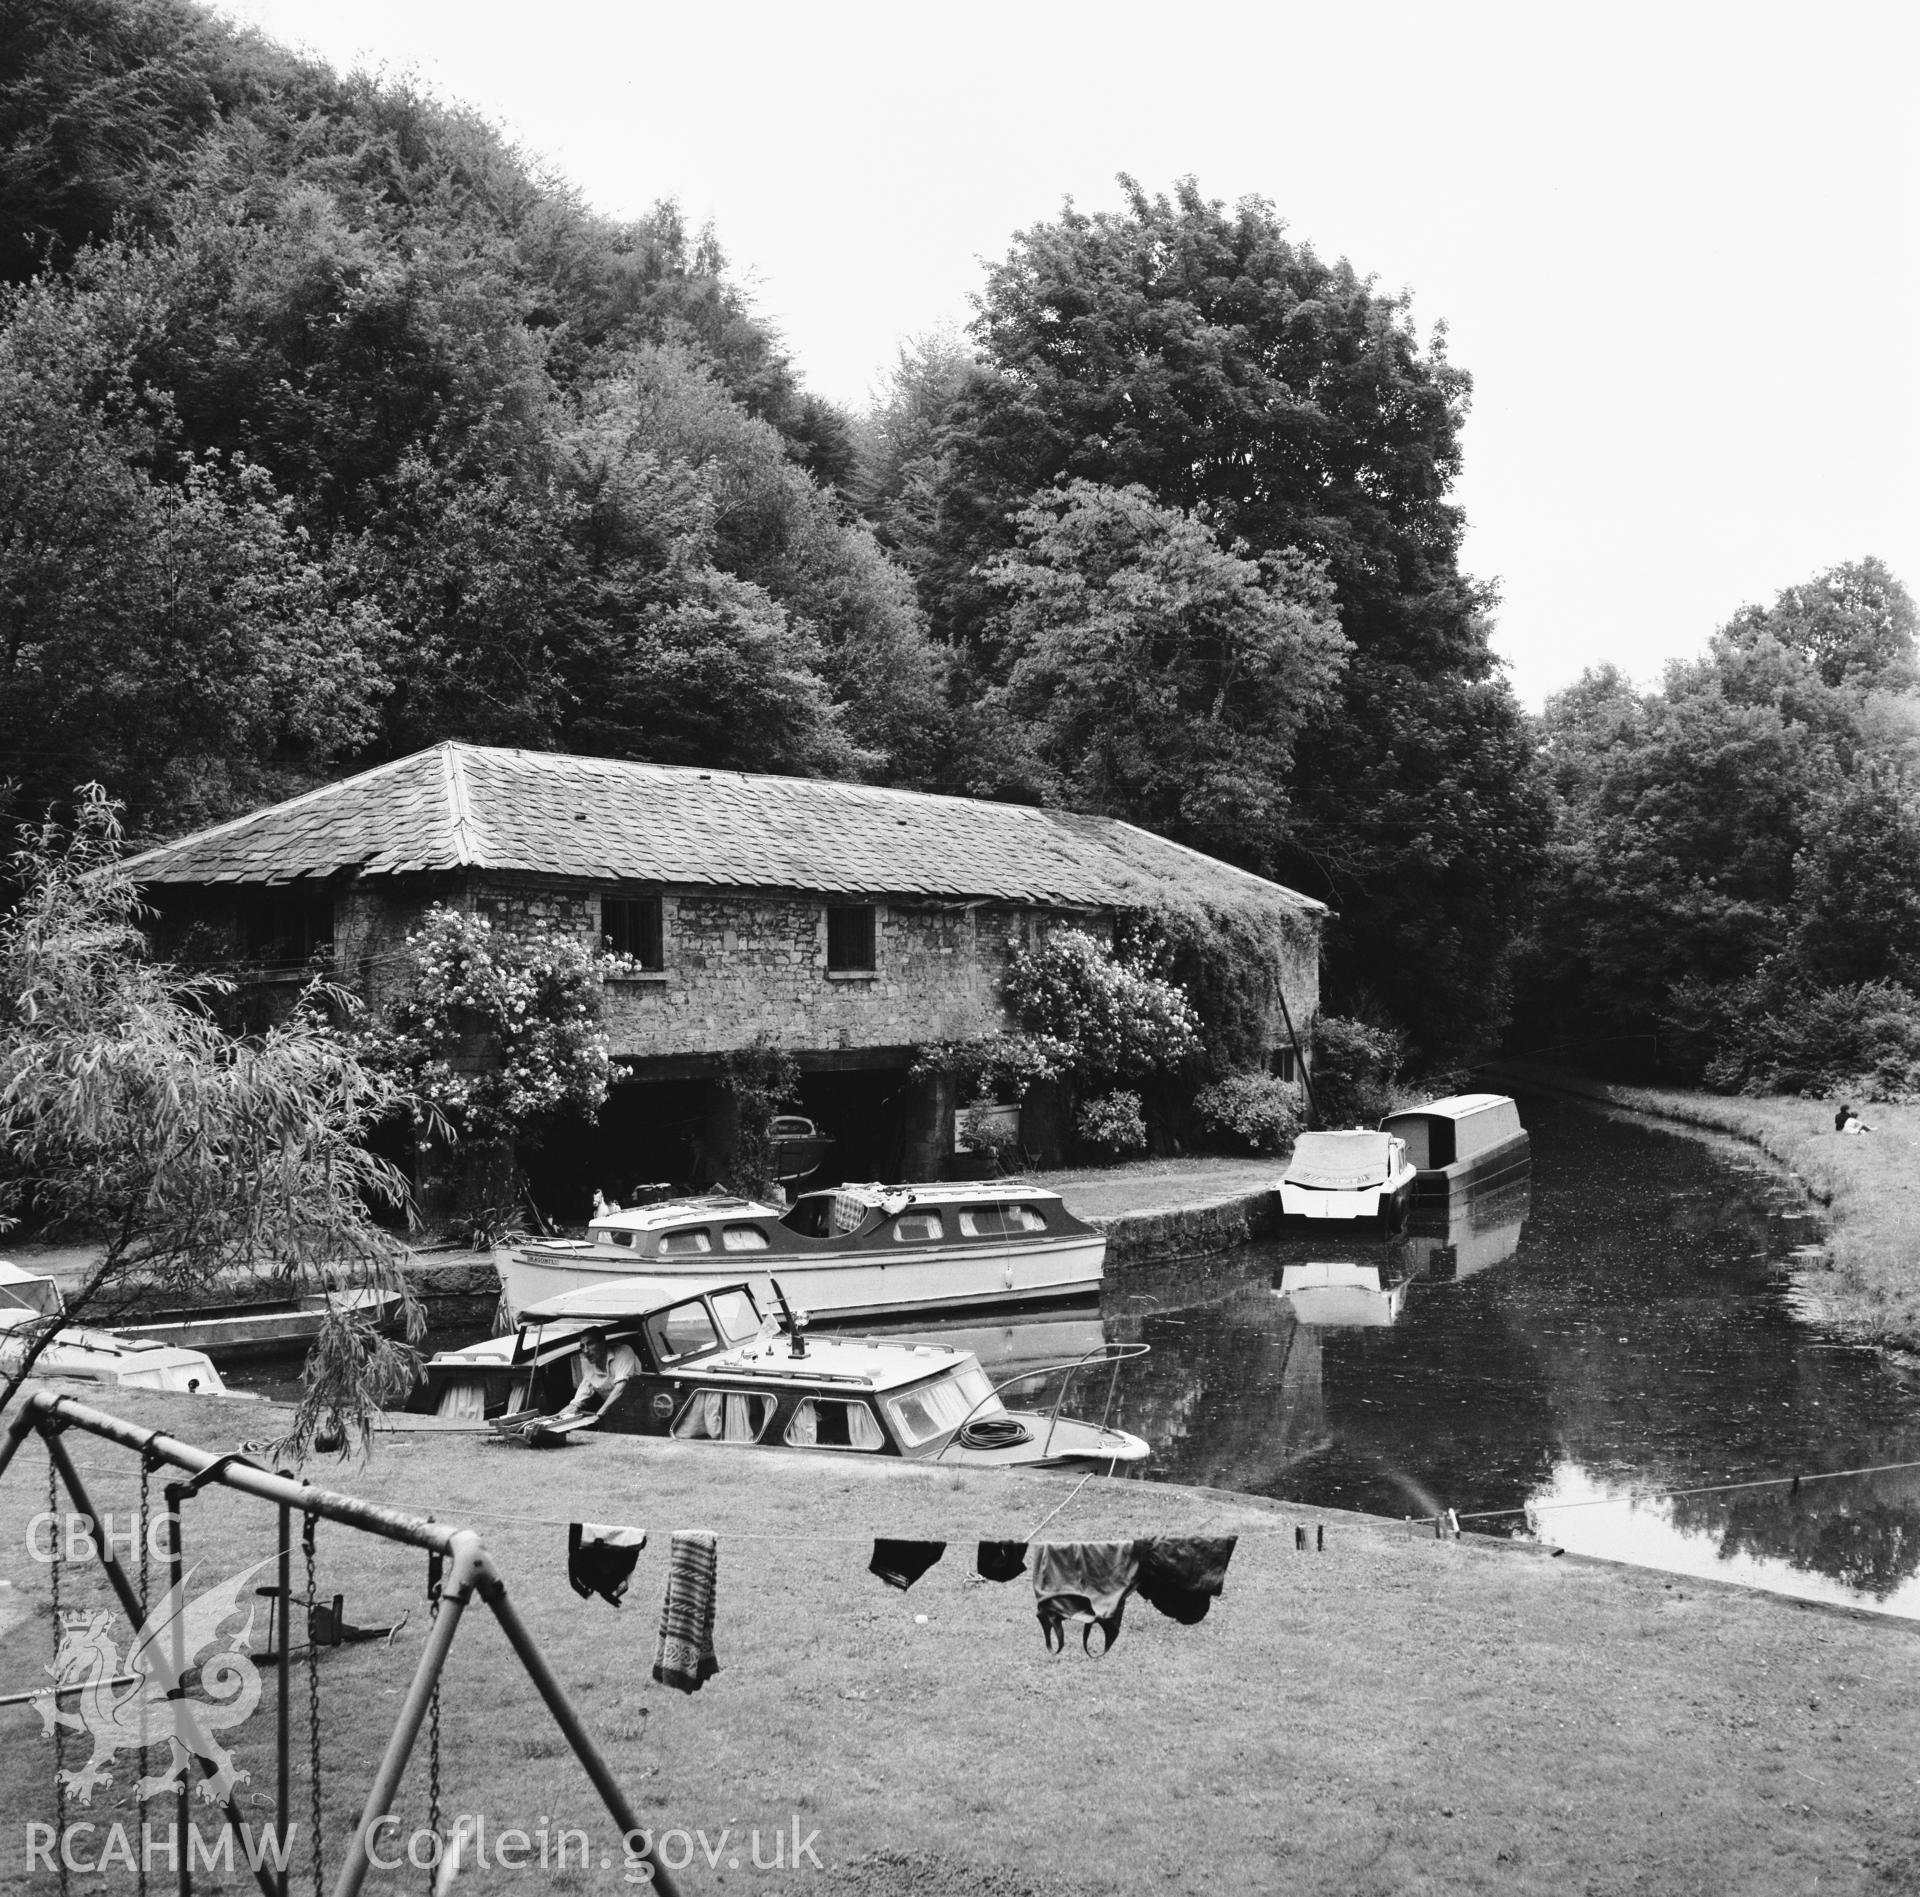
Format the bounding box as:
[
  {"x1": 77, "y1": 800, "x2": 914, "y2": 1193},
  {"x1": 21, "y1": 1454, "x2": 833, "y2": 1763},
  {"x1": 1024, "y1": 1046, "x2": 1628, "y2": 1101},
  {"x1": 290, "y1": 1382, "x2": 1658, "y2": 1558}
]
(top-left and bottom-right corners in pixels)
[{"x1": 8, "y1": 0, "x2": 1911, "y2": 1098}]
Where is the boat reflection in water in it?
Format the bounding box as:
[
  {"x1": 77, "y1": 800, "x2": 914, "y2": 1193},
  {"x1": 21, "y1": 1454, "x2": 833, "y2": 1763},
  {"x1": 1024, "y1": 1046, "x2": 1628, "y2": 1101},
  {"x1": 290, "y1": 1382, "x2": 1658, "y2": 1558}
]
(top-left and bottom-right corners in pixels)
[
  {"x1": 1277, "y1": 1260, "x2": 1411, "y2": 1328},
  {"x1": 1401, "y1": 1176, "x2": 1531, "y2": 1282}
]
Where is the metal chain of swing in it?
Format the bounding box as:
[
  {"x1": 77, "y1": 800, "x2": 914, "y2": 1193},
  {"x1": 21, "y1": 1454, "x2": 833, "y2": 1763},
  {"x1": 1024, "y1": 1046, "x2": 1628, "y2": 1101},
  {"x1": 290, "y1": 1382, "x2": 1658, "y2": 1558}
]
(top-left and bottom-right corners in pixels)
[
  {"x1": 304, "y1": 1512, "x2": 323, "y2": 1897},
  {"x1": 136, "y1": 1452, "x2": 154, "y2": 1897},
  {"x1": 426, "y1": 1547, "x2": 442, "y2": 1896},
  {"x1": 48, "y1": 1444, "x2": 68, "y2": 1897}
]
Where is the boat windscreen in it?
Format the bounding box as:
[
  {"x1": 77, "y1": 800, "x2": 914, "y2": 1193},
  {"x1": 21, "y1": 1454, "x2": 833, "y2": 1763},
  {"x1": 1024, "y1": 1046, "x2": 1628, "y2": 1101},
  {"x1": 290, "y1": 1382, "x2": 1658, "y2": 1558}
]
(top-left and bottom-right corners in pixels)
[
  {"x1": 1286, "y1": 1132, "x2": 1395, "y2": 1189},
  {"x1": 881, "y1": 1364, "x2": 1005, "y2": 1448},
  {"x1": 709, "y1": 1288, "x2": 764, "y2": 1343}
]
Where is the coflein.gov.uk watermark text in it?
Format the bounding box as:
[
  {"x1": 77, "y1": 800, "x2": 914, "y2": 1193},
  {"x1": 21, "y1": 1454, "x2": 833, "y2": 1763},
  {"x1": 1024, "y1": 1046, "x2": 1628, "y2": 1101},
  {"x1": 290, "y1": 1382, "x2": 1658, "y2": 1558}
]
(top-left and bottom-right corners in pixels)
[{"x1": 22, "y1": 1816, "x2": 827, "y2": 1880}]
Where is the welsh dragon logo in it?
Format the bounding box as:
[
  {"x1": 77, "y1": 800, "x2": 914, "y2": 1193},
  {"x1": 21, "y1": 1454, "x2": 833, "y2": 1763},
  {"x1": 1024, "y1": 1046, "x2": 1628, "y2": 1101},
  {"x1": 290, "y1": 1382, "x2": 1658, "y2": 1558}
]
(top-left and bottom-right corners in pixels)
[{"x1": 39, "y1": 1556, "x2": 273, "y2": 1808}]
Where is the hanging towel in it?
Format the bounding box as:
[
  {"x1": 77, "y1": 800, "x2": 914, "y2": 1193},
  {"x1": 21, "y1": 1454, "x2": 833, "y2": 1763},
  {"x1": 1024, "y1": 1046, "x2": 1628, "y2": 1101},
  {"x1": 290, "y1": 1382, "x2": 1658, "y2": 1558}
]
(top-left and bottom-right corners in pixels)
[
  {"x1": 1032, "y1": 1541, "x2": 1139, "y2": 1656},
  {"x1": 1133, "y1": 1536, "x2": 1238, "y2": 1625},
  {"x1": 652, "y1": 1531, "x2": 720, "y2": 1693},
  {"x1": 976, "y1": 1540, "x2": 1029, "y2": 1584},
  {"x1": 568, "y1": 1523, "x2": 647, "y2": 1608},
  {"x1": 869, "y1": 1539, "x2": 947, "y2": 1591}
]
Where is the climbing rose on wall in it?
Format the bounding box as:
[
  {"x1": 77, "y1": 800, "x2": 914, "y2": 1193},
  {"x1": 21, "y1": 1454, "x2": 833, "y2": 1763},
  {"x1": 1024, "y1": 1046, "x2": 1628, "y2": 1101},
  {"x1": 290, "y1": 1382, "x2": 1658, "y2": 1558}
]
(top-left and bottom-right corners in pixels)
[{"x1": 361, "y1": 905, "x2": 629, "y2": 1139}]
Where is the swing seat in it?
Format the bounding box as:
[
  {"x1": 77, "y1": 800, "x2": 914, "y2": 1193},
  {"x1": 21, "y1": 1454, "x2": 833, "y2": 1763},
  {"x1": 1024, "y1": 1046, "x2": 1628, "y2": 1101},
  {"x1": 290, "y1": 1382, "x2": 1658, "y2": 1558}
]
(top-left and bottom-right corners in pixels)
[{"x1": 255, "y1": 1584, "x2": 408, "y2": 1658}]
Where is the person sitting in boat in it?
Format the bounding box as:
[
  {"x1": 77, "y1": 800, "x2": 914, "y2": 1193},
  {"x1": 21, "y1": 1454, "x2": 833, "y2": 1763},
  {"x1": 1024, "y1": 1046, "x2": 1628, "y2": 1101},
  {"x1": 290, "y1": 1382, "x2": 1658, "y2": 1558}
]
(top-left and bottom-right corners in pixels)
[
  {"x1": 1835, "y1": 1103, "x2": 1874, "y2": 1135},
  {"x1": 555, "y1": 1329, "x2": 641, "y2": 1422}
]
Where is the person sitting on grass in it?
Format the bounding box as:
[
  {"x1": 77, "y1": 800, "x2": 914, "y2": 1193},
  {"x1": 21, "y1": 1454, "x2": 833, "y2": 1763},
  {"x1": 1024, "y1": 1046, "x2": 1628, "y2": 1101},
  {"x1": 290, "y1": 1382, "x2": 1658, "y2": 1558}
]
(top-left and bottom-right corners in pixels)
[{"x1": 1835, "y1": 1103, "x2": 1874, "y2": 1135}]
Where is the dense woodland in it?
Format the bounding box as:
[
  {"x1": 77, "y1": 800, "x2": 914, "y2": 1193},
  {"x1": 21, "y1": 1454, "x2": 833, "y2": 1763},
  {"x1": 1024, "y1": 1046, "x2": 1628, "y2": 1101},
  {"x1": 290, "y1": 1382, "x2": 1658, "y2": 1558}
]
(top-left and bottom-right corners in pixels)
[{"x1": 3, "y1": 0, "x2": 1915, "y2": 1098}]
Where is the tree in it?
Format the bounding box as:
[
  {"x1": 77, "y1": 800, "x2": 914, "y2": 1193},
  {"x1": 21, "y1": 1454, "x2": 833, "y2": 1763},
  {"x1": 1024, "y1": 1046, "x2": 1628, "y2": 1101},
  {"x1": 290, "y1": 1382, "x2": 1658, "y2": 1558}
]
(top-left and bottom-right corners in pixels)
[
  {"x1": 926, "y1": 177, "x2": 1544, "y2": 1059},
  {"x1": 1517, "y1": 561, "x2": 1920, "y2": 1080},
  {"x1": 0, "y1": 790, "x2": 421, "y2": 1456},
  {"x1": 981, "y1": 479, "x2": 1347, "y2": 870}
]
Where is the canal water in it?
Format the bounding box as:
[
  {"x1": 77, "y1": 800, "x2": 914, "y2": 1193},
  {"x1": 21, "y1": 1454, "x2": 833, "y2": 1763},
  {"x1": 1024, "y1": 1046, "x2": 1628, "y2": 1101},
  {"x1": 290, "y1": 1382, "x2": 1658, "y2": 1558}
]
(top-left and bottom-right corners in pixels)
[
  {"x1": 236, "y1": 1090, "x2": 1920, "y2": 1616},
  {"x1": 1081, "y1": 1089, "x2": 1920, "y2": 1618}
]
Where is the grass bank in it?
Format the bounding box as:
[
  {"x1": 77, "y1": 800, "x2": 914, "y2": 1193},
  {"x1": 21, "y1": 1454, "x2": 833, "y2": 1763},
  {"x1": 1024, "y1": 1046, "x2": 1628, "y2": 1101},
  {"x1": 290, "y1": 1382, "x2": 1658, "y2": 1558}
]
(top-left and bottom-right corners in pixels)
[
  {"x1": 1493, "y1": 1062, "x2": 1920, "y2": 1355},
  {"x1": 2, "y1": 1386, "x2": 1917, "y2": 1896}
]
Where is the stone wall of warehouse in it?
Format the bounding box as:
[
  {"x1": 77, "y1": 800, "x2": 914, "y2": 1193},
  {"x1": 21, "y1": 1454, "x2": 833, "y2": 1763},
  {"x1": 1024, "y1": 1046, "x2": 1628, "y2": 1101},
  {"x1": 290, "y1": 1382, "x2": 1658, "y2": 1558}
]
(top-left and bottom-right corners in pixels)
[{"x1": 595, "y1": 890, "x2": 1040, "y2": 1058}]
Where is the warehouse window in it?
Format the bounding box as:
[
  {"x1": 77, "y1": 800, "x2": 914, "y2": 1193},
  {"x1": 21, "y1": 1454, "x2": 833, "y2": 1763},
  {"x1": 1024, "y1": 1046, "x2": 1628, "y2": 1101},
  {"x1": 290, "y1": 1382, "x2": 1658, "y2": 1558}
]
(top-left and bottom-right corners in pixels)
[
  {"x1": 603, "y1": 895, "x2": 664, "y2": 969},
  {"x1": 826, "y1": 904, "x2": 876, "y2": 972}
]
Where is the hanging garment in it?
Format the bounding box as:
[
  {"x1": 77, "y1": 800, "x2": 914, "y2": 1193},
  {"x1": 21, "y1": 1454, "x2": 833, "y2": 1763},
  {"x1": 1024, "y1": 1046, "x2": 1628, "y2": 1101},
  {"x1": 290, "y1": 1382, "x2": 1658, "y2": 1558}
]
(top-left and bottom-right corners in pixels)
[
  {"x1": 568, "y1": 1523, "x2": 647, "y2": 1608},
  {"x1": 652, "y1": 1531, "x2": 720, "y2": 1692},
  {"x1": 869, "y1": 1539, "x2": 947, "y2": 1591},
  {"x1": 1132, "y1": 1536, "x2": 1238, "y2": 1625},
  {"x1": 1032, "y1": 1541, "x2": 1139, "y2": 1656},
  {"x1": 976, "y1": 1540, "x2": 1029, "y2": 1584}
]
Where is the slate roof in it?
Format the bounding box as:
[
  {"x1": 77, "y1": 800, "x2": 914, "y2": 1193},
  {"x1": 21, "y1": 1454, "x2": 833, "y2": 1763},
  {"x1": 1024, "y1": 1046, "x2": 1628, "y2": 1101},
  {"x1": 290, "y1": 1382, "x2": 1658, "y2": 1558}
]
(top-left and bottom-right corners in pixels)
[{"x1": 119, "y1": 744, "x2": 1325, "y2": 915}]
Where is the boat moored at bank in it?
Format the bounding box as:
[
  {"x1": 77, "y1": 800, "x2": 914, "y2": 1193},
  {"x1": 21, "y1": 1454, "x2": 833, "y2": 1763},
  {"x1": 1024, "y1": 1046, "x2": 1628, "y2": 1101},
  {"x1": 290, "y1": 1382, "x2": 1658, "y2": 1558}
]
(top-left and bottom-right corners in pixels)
[
  {"x1": 1277, "y1": 1130, "x2": 1416, "y2": 1224},
  {"x1": 496, "y1": 1182, "x2": 1106, "y2": 1324},
  {"x1": 420, "y1": 1273, "x2": 1148, "y2": 1472},
  {"x1": 1380, "y1": 1093, "x2": 1530, "y2": 1204},
  {"x1": 0, "y1": 1262, "x2": 231, "y2": 1396}
]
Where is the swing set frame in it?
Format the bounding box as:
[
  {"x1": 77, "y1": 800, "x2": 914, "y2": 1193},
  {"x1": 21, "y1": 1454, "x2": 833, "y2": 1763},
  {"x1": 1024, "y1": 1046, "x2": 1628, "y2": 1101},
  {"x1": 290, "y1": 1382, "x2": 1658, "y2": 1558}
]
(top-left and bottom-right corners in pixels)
[{"x1": 0, "y1": 1391, "x2": 685, "y2": 1897}]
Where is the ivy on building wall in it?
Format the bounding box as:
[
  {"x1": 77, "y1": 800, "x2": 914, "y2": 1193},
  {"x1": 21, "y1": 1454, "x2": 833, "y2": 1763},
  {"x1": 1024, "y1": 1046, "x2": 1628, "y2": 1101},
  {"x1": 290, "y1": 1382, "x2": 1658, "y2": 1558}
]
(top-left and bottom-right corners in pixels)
[{"x1": 715, "y1": 1035, "x2": 802, "y2": 1201}]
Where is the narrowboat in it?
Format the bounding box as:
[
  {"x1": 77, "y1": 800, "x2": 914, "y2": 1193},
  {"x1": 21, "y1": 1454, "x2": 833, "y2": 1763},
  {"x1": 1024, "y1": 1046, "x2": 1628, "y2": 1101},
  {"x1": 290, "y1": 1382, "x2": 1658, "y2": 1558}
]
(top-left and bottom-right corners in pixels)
[
  {"x1": 1379, "y1": 1093, "x2": 1530, "y2": 1204},
  {"x1": 418, "y1": 1273, "x2": 1149, "y2": 1472},
  {"x1": 0, "y1": 1262, "x2": 231, "y2": 1396},
  {"x1": 1277, "y1": 1130, "x2": 1417, "y2": 1224},
  {"x1": 495, "y1": 1182, "x2": 1106, "y2": 1324}
]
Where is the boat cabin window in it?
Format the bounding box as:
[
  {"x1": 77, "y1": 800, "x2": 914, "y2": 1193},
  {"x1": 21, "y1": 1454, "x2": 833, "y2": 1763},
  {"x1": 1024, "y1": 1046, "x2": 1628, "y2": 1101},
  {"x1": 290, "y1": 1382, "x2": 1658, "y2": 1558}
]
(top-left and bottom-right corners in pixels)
[
  {"x1": 779, "y1": 1196, "x2": 834, "y2": 1237},
  {"x1": 672, "y1": 1391, "x2": 778, "y2": 1442},
  {"x1": 709, "y1": 1289, "x2": 763, "y2": 1343},
  {"x1": 647, "y1": 1300, "x2": 722, "y2": 1363},
  {"x1": 784, "y1": 1398, "x2": 884, "y2": 1451},
  {"x1": 881, "y1": 1364, "x2": 1005, "y2": 1448},
  {"x1": 957, "y1": 1204, "x2": 1048, "y2": 1238},
  {"x1": 593, "y1": 1229, "x2": 638, "y2": 1248},
  {"x1": 657, "y1": 1228, "x2": 713, "y2": 1257},
  {"x1": 721, "y1": 1223, "x2": 771, "y2": 1252},
  {"x1": 892, "y1": 1212, "x2": 944, "y2": 1243}
]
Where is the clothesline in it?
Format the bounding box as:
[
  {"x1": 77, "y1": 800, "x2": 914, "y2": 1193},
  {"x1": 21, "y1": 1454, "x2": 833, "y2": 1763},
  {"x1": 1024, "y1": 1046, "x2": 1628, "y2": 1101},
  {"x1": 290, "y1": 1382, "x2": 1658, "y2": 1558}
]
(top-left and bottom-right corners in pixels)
[{"x1": 48, "y1": 1450, "x2": 1920, "y2": 1538}]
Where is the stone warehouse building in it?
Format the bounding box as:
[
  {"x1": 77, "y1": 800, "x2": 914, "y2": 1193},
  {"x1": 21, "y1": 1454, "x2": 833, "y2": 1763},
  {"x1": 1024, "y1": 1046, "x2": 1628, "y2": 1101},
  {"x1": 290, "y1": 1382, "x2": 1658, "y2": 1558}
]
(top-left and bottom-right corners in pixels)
[{"x1": 121, "y1": 743, "x2": 1326, "y2": 1207}]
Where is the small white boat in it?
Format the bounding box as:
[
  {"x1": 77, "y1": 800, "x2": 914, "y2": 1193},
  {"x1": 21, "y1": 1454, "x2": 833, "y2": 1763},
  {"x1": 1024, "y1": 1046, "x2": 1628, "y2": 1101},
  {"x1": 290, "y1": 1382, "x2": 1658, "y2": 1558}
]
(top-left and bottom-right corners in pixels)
[
  {"x1": 1277, "y1": 1130, "x2": 1416, "y2": 1224},
  {"x1": 116, "y1": 1286, "x2": 402, "y2": 1362},
  {"x1": 496, "y1": 1183, "x2": 1106, "y2": 1325},
  {"x1": 0, "y1": 1262, "x2": 230, "y2": 1395},
  {"x1": 1380, "y1": 1093, "x2": 1530, "y2": 1204},
  {"x1": 1277, "y1": 1261, "x2": 1409, "y2": 1328}
]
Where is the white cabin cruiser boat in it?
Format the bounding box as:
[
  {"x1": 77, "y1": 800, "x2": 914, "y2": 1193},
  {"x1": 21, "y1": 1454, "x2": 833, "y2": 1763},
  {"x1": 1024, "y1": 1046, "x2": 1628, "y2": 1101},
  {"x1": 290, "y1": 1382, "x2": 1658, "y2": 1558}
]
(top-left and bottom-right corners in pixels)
[
  {"x1": 496, "y1": 1182, "x2": 1106, "y2": 1324},
  {"x1": 418, "y1": 1273, "x2": 1148, "y2": 1472},
  {"x1": 0, "y1": 1262, "x2": 230, "y2": 1395},
  {"x1": 1277, "y1": 1131, "x2": 1416, "y2": 1224}
]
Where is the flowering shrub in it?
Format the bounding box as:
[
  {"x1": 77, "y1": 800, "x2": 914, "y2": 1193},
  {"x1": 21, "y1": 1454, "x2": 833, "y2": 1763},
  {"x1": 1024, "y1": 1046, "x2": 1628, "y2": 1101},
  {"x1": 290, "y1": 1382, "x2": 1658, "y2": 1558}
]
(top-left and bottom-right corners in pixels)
[
  {"x1": 1193, "y1": 1071, "x2": 1303, "y2": 1154},
  {"x1": 1005, "y1": 928, "x2": 1200, "y2": 1087},
  {"x1": 360, "y1": 905, "x2": 625, "y2": 1139},
  {"x1": 908, "y1": 1031, "x2": 1068, "y2": 1099},
  {"x1": 1076, "y1": 1089, "x2": 1147, "y2": 1155}
]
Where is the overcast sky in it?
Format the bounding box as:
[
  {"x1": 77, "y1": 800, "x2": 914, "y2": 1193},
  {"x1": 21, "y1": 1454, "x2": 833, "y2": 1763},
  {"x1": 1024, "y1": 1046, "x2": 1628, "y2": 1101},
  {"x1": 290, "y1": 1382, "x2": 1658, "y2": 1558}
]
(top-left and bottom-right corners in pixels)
[{"x1": 217, "y1": 0, "x2": 1917, "y2": 709}]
